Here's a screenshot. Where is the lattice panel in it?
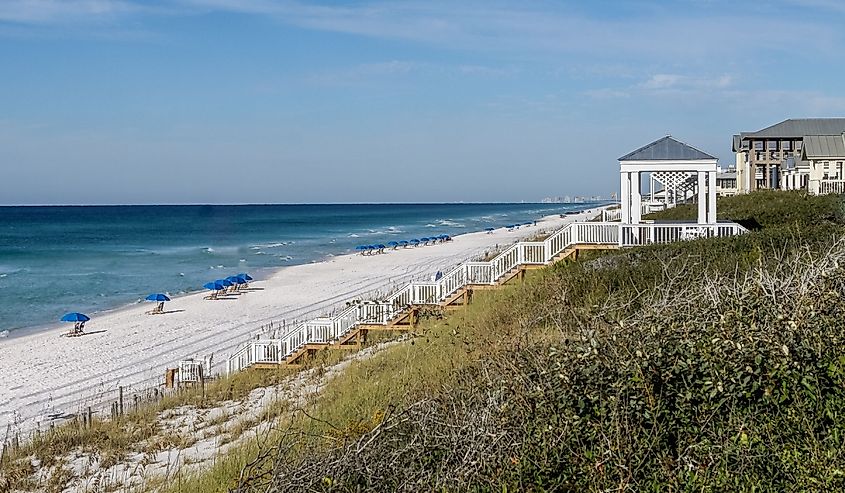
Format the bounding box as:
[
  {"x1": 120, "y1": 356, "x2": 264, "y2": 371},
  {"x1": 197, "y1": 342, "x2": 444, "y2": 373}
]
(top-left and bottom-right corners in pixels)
[{"x1": 652, "y1": 171, "x2": 696, "y2": 192}]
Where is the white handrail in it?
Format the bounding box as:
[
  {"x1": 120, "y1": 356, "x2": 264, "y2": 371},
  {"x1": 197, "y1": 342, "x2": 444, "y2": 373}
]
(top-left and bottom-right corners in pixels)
[{"x1": 226, "y1": 220, "x2": 746, "y2": 372}]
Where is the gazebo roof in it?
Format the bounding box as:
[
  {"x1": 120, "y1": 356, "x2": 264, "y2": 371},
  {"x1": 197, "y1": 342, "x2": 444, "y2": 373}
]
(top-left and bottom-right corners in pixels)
[{"x1": 619, "y1": 136, "x2": 717, "y2": 161}]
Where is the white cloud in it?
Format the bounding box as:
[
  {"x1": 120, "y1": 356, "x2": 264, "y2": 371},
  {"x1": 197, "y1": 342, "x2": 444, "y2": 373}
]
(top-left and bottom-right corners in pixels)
[
  {"x1": 583, "y1": 88, "x2": 630, "y2": 100},
  {"x1": 640, "y1": 73, "x2": 734, "y2": 92},
  {"x1": 0, "y1": 0, "x2": 144, "y2": 24}
]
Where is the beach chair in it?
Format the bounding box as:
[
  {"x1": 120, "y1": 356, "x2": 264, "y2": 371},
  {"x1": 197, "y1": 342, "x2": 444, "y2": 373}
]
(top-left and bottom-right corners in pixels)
[{"x1": 66, "y1": 322, "x2": 85, "y2": 337}]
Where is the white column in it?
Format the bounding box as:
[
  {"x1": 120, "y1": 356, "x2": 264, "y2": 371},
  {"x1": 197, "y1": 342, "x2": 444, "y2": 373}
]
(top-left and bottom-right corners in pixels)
[
  {"x1": 632, "y1": 171, "x2": 642, "y2": 224},
  {"x1": 708, "y1": 170, "x2": 717, "y2": 224},
  {"x1": 697, "y1": 171, "x2": 706, "y2": 225},
  {"x1": 620, "y1": 171, "x2": 630, "y2": 224},
  {"x1": 650, "y1": 174, "x2": 655, "y2": 203}
]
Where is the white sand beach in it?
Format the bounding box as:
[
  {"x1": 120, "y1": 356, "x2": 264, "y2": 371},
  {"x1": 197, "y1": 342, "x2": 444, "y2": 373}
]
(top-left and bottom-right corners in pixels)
[{"x1": 0, "y1": 209, "x2": 600, "y2": 437}]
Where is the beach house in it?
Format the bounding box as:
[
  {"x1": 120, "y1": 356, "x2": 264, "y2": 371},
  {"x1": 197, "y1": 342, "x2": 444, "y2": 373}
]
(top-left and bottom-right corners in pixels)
[{"x1": 732, "y1": 118, "x2": 845, "y2": 194}]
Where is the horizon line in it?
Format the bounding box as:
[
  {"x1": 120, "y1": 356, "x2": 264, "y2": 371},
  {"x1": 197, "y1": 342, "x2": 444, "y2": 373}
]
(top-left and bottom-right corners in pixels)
[{"x1": 0, "y1": 200, "x2": 609, "y2": 207}]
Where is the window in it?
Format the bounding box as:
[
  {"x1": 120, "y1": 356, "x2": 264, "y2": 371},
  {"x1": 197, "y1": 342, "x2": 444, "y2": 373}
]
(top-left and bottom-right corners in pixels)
[
  {"x1": 767, "y1": 140, "x2": 778, "y2": 150},
  {"x1": 782, "y1": 141, "x2": 791, "y2": 151},
  {"x1": 754, "y1": 141, "x2": 764, "y2": 151}
]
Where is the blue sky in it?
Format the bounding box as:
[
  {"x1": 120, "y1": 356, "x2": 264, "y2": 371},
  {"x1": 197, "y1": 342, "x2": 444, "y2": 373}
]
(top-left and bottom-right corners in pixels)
[{"x1": 1, "y1": 0, "x2": 844, "y2": 204}]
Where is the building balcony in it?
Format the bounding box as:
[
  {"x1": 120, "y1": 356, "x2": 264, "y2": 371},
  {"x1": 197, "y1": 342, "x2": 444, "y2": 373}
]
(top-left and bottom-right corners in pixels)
[{"x1": 819, "y1": 179, "x2": 845, "y2": 195}]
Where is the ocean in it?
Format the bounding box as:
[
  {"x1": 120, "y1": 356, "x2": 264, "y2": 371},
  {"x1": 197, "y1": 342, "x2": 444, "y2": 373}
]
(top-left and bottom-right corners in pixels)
[{"x1": 0, "y1": 202, "x2": 602, "y2": 336}]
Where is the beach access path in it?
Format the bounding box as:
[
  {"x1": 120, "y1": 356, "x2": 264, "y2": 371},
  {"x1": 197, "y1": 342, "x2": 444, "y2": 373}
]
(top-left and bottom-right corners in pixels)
[{"x1": 0, "y1": 209, "x2": 601, "y2": 436}]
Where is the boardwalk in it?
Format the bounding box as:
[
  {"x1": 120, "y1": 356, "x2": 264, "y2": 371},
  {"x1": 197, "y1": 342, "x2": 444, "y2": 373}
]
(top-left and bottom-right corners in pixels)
[{"x1": 227, "y1": 220, "x2": 746, "y2": 372}]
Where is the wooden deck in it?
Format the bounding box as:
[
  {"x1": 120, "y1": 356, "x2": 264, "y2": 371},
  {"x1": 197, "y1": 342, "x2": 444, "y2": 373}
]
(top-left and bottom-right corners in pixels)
[
  {"x1": 252, "y1": 244, "x2": 616, "y2": 368},
  {"x1": 226, "y1": 221, "x2": 747, "y2": 374}
]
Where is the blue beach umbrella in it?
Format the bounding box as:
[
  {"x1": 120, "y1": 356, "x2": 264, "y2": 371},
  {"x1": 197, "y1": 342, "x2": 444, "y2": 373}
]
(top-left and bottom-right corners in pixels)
[
  {"x1": 399, "y1": 240, "x2": 409, "y2": 247},
  {"x1": 215, "y1": 278, "x2": 233, "y2": 287},
  {"x1": 377, "y1": 244, "x2": 386, "y2": 249},
  {"x1": 235, "y1": 274, "x2": 250, "y2": 283},
  {"x1": 226, "y1": 275, "x2": 244, "y2": 284},
  {"x1": 237, "y1": 273, "x2": 253, "y2": 281},
  {"x1": 420, "y1": 237, "x2": 430, "y2": 243},
  {"x1": 387, "y1": 241, "x2": 399, "y2": 248},
  {"x1": 145, "y1": 293, "x2": 170, "y2": 302},
  {"x1": 355, "y1": 245, "x2": 367, "y2": 251},
  {"x1": 485, "y1": 227, "x2": 495, "y2": 232},
  {"x1": 204, "y1": 281, "x2": 224, "y2": 291},
  {"x1": 60, "y1": 312, "x2": 90, "y2": 323},
  {"x1": 410, "y1": 239, "x2": 420, "y2": 245},
  {"x1": 523, "y1": 221, "x2": 533, "y2": 226}
]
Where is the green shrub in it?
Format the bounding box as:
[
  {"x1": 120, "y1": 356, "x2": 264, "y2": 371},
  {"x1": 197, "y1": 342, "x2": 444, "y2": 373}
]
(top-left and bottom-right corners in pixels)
[{"x1": 646, "y1": 190, "x2": 845, "y2": 228}]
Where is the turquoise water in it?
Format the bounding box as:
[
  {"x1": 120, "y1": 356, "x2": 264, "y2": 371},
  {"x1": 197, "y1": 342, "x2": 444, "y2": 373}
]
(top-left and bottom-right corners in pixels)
[{"x1": 0, "y1": 203, "x2": 602, "y2": 335}]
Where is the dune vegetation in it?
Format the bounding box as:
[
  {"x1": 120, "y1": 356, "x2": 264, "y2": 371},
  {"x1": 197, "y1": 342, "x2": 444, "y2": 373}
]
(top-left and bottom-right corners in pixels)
[
  {"x1": 147, "y1": 190, "x2": 845, "y2": 492},
  {"x1": 5, "y1": 191, "x2": 845, "y2": 492}
]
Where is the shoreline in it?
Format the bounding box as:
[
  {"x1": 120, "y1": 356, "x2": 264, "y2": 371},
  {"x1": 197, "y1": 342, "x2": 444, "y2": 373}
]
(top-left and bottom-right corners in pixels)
[
  {"x1": 0, "y1": 205, "x2": 603, "y2": 341},
  {"x1": 0, "y1": 208, "x2": 606, "y2": 436}
]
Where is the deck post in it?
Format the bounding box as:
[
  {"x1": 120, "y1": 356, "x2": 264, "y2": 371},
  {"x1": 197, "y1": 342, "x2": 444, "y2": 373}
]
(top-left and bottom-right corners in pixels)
[
  {"x1": 697, "y1": 171, "x2": 706, "y2": 224},
  {"x1": 708, "y1": 170, "x2": 717, "y2": 224},
  {"x1": 620, "y1": 171, "x2": 631, "y2": 224},
  {"x1": 631, "y1": 171, "x2": 642, "y2": 224}
]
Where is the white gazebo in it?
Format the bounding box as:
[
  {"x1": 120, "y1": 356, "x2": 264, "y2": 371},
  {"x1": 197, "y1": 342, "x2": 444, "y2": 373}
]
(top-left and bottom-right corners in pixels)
[{"x1": 618, "y1": 136, "x2": 718, "y2": 225}]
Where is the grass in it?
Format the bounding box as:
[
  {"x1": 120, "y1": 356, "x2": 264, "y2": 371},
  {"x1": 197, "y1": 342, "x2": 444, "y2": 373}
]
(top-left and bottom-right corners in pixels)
[
  {"x1": 176, "y1": 191, "x2": 845, "y2": 492},
  {"x1": 0, "y1": 351, "x2": 317, "y2": 492},
  {"x1": 156, "y1": 284, "x2": 532, "y2": 493},
  {"x1": 9, "y1": 191, "x2": 845, "y2": 492}
]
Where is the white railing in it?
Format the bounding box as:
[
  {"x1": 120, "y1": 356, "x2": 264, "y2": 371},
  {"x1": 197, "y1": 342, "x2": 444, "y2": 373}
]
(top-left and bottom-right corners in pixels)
[
  {"x1": 619, "y1": 223, "x2": 746, "y2": 246},
  {"x1": 819, "y1": 180, "x2": 845, "y2": 195},
  {"x1": 602, "y1": 208, "x2": 622, "y2": 222},
  {"x1": 226, "y1": 220, "x2": 747, "y2": 372},
  {"x1": 178, "y1": 359, "x2": 206, "y2": 384}
]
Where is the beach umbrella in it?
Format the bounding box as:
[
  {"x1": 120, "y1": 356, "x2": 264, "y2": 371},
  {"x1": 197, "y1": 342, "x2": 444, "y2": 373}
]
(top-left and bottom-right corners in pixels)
[
  {"x1": 485, "y1": 227, "x2": 494, "y2": 232},
  {"x1": 204, "y1": 281, "x2": 224, "y2": 291},
  {"x1": 355, "y1": 245, "x2": 367, "y2": 251},
  {"x1": 399, "y1": 240, "x2": 409, "y2": 247},
  {"x1": 237, "y1": 273, "x2": 253, "y2": 281},
  {"x1": 145, "y1": 293, "x2": 170, "y2": 302},
  {"x1": 387, "y1": 241, "x2": 399, "y2": 249},
  {"x1": 60, "y1": 312, "x2": 90, "y2": 323},
  {"x1": 410, "y1": 239, "x2": 420, "y2": 245},
  {"x1": 420, "y1": 237, "x2": 430, "y2": 243},
  {"x1": 377, "y1": 244, "x2": 386, "y2": 249},
  {"x1": 226, "y1": 275, "x2": 245, "y2": 285},
  {"x1": 216, "y1": 278, "x2": 233, "y2": 287},
  {"x1": 235, "y1": 274, "x2": 250, "y2": 283}
]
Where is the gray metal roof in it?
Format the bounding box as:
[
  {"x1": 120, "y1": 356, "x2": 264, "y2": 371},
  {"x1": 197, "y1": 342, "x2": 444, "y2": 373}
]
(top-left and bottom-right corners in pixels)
[
  {"x1": 741, "y1": 118, "x2": 845, "y2": 139},
  {"x1": 619, "y1": 135, "x2": 717, "y2": 161},
  {"x1": 802, "y1": 134, "x2": 845, "y2": 159}
]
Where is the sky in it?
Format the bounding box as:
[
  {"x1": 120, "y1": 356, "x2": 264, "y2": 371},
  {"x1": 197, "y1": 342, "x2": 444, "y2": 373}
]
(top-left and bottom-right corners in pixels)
[{"x1": 1, "y1": 0, "x2": 845, "y2": 205}]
